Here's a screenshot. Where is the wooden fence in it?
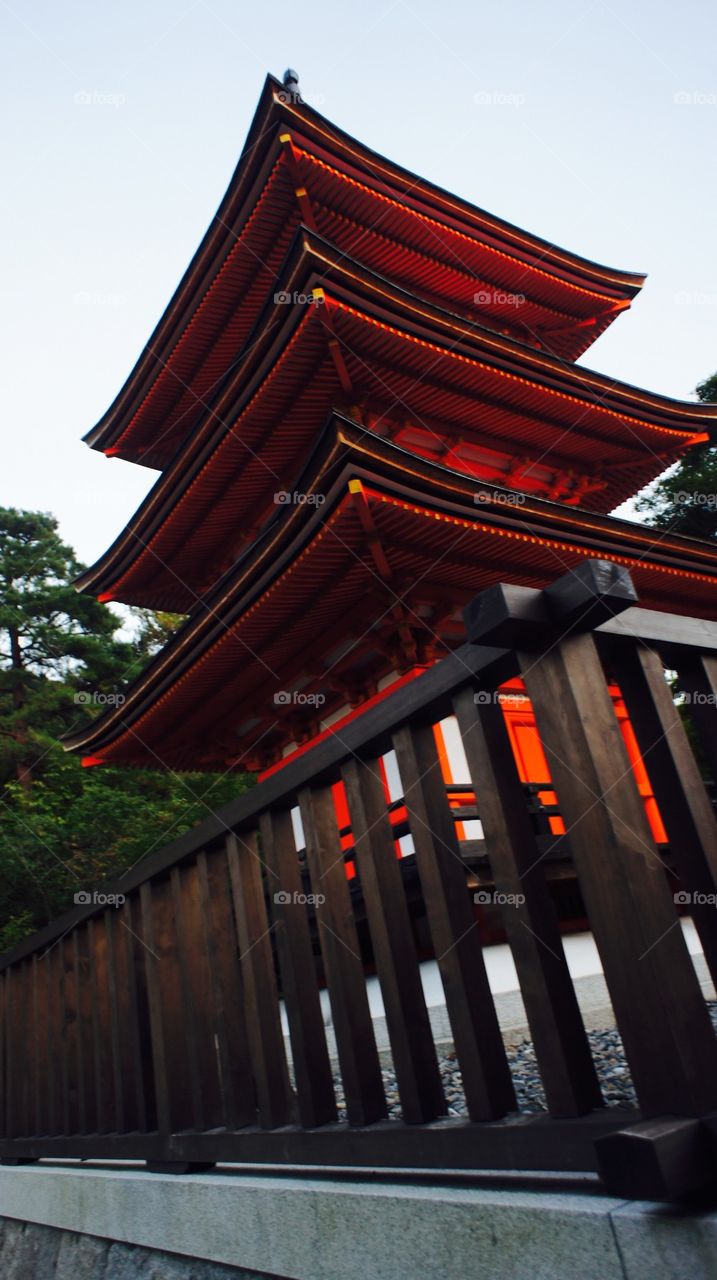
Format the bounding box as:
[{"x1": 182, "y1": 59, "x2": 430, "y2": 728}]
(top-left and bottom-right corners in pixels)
[{"x1": 2, "y1": 559, "x2": 717, "y2": 1201}]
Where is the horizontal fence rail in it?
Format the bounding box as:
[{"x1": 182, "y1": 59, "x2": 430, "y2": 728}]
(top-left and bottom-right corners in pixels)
[{"x1": 3, "y1": 560, "x2": 717, "y2": 1201}]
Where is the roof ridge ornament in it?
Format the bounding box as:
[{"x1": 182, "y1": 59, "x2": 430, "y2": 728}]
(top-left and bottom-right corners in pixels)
[{"x1": 281, "y1": 68, "x2": 301, "y2": 104}]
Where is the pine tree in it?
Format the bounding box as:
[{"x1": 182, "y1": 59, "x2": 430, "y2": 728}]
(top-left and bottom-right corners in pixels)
[{"x1": 635, "y1": 374, "x2": 717, "y2": 540}]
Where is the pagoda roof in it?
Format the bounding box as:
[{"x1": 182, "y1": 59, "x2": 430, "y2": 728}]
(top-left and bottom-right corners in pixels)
[
  {"x1": 76, "y1": 230, "x2": 714, "y2": 612},
  {"x1": 65, "y1": 414, "x2": 717, "y2": 773},
  {"x1": 84, "y1": 74, "x2": 645, "y2": 469}
]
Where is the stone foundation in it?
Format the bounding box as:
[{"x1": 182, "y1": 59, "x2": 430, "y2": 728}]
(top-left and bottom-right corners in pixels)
[{"x1": 0, "y1": 1217, "x2": 267, "y2": 1280}]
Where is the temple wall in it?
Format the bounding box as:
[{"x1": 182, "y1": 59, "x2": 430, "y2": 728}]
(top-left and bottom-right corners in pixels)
[{"x1": 280, "y1": 921, "x2": 714, "y2": 1063}]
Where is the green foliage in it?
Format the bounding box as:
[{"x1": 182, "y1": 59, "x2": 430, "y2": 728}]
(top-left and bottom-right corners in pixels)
[
  {"x1": 635, "y1": 373, "x2": 717, "y2": 540},
  {"x1": 696, "y1": 372, "x2": 717, "y2": 404},
  {"x1": 0, "y1": 507, "x2": 253, "y2": 951},
  {"x1": 0, "y1": 746, "x2": 249, "y2": 951},
  {"x1": 0, "y1": 506, "x2": 134, "y2": 786}
]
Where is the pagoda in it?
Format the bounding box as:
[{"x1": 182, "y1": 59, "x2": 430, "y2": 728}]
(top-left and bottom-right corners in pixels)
[{"x1": 66, "y1": 70, "x2": 717, "y2": 795}]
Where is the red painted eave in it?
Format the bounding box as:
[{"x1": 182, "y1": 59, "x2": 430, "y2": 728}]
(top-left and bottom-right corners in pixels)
[
  {"x1": 85, "y1": 74, "x2": 645, "y2": 468},
  {"x1": 63, "y1": 475, "x2": 717, "y2": 773}
]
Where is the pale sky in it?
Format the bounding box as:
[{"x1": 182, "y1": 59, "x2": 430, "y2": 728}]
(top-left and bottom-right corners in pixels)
[{"x1": 2, "y1": 0, "x2": 716, "y2": 569}]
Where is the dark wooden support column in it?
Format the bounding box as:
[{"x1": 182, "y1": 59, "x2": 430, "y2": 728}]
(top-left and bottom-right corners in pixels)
[
  {"x1": 342, "y1": 758, "x2": 446, "y2": 1124},
  {"x1": 392, "y1": 723, "x2": 516, "y2": 1121},
  {"x1": 298, "y1": 785, "x2": 387, "y2": 1127},
  {"x1": 226, "y1": 831, "x2": 294, "y2": 1130},
  {"x1": 260, "y1": 808, "x2": 337, "y2": 1129},
  {"x1": 197, "y1": 849, "x2": 257, "y2": 1129},
  {"x1": 674, "y1": 653, "x2": 717, "y2": 784},
  {"x1": 608, "y1": 641, "x2": 717, "y2": 987},
  {"x1": 138, "y1": 883, "x2": 172, "y2": 1136},
  {"x1": 521, "y1": 634, "x2": 717, "y2": 1116},
  {"x1": 464, "y1": 561, "x2": 717, "y2": 1121},
  {"x1": 452, "y1": 686, "x2": 602, "y2": 1117}
]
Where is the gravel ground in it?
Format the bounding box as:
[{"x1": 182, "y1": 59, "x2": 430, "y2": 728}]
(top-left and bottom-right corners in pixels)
[
  {"x1": 324, "y1": 1004, "x2": 717, "y2": 1121},
  {"x1": 329, "y1": 1025, "x2": 636, "y2": 1121}
]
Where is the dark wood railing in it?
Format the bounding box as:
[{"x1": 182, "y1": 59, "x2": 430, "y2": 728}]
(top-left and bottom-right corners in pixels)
[{"x1": 3, "y1": 559, "x2": 717, "y2": 1201}]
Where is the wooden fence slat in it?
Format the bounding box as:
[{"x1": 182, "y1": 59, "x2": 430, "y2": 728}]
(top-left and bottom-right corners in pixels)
[
  {"x1": 153, "y1": 876, "x2": 198, "y2": 1132},
  {"x1": 12, "y1": 963, "x2": 29, "y2": 1138},
  {"x1": 104, "y1": 908, "x2": 126, "y2": 1132},
  {"x1": 452, "y1": 687, "x2": 602, "y2": 1117},
  {"x1": 46, "y1": 947, "x2": 64, "y2": 1135},
  {"x1": 197, "y1": 848, "x2": 257, "y2": 1129},
  {"x1": 16, "y1": 964, "x2": 31, "y2": 1137},
  {"x1": 0, "y1": 973, "x2": 5, "y2": 1141},
  {"x1": 62, "y1": 937, "x2": 81, "y2": 1134},
  {"x1": 392, "y1": 724, "x2": 516, "y2": 1121},
  {"x1": 675, "y1": 654, "x2": 717, "y2": 783},
  {"x1": 170, "y1": 866, "x2": 206, "y2": 1131},
  {"x1": 298, "y1": 786, "x2": 387, "y2": 1126},
  {"x1": 610, "y1": 642, "x2": 717, "y2": 988},
  {"x1": 111, "y1": 897, "x2": 152, "y2": 1132},
  {"x1": 88, "y1": 916, "x2": 116, "y2": 1133},
  {"x1": 226, "y1": 831, "x2": 294, "y2": 1129},
  {"x1": 138, "y1": 882, "x2": 169, "y2": 1133},
  {"x1": 179, "y1": 860, "x2": 227, "y2": 1130},
  {"x1": 260, "y1": 809, "x2": 337, "y2": 1129},
  {"x1": 74, "y1": 928, "x2": 94, "y2": 1134},
  {"x1": 520, "y1": 631, "x2": 717, "y2": 1118},
  {"x1": 341, "y1": 758, "x2": 446, "y2": 1124},
  {"x1": 4, "y1": 970, "x2": 17, "y2": 1138},
  {"x1": 5, "y1": 967, "x2": 18, "y2": 1138},
  {"x1": 31, "y1": 956, "x2": 41, "y2": 1135}
]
